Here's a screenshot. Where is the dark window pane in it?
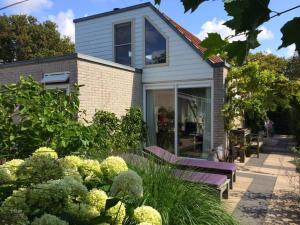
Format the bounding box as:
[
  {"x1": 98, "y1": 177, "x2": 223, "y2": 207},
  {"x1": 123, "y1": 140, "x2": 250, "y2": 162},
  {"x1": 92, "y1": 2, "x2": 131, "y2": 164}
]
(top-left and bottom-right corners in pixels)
[
  {"x1": 115, "y1": 45, "x2": 131, "y2": 65},
  {"x1": 115, "y1": 22, "x2": 131, "y2": 45},
  {"x1": 145, "y1": 19, "x2": 167, "y2": 65}
]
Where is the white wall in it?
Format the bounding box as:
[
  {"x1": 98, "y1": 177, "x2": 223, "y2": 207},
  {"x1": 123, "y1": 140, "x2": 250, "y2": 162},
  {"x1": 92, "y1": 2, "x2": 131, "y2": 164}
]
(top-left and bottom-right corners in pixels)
[{"x1": 75, "y1": 6, "x2": 214, "y2": 84}]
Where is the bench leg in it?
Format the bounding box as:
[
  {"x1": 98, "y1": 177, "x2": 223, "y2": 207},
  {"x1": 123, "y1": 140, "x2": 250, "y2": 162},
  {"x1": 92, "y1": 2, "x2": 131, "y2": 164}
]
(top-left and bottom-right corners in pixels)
[
  {"x1": 233, "y1": 171, "x2": 236, "y2": 182},
  {"x1": 219, "y1": 180, "x2": 230, "y2": 200},
  {"x1": 223, "y1": 182, "x2": 229, "y2": 199}
]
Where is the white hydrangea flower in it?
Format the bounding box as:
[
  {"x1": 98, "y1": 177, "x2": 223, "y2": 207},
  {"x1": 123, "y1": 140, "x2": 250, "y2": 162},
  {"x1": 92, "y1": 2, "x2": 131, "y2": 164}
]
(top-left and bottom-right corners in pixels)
[
  {"x1": 110, "y1": 170, "x2": 143, "y2": 198},
  {"x1": 133, "y1": 206, "x2": 162, "y2": 225},
  {"x1": 85, "y1": 189, "x2": 108, "y2": 212},
  {"x1": 0, "y1": 167, "x2": 12, "y2": 184},
  {"x1": 100, "y1": 156, "x2": 128, "y2": 180},
  {"x1": 32, "y1": 147, "x2": 58, "y2": 159},
  {"x1": 31, "y1": 213, "x2": 68, "y2": 225},
  {"x1": 106, "y1": 201, "x2": 126, "y2": 225}
]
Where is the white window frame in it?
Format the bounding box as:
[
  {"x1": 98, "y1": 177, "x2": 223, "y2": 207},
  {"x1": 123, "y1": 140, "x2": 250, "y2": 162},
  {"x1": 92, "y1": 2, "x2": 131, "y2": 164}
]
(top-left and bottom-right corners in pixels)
[{"x1": 143, "y1": 80, "x2": 214, "y2": 158}]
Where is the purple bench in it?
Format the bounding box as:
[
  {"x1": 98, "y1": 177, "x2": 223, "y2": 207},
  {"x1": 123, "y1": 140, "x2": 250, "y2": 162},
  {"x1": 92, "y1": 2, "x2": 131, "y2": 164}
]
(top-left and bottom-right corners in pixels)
[
  {"x1": 121, "y1": 153, "x2": 229, "y2": 200},
  {"x1": 144, "y1": 146, "x2": 237, "y2": 189},
  {"x1": 173, "y1": 169, "x2": 229, "y2": 199}
]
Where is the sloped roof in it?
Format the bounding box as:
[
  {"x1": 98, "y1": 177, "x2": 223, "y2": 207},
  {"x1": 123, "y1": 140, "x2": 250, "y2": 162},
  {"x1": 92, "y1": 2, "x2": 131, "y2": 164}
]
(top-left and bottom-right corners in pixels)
[
  {"x1": 162, "y1": 14, "x2": 224, "y2": 65},
  {"x1": 74, "y1": 2, "x2": 226, "y2": 67}
]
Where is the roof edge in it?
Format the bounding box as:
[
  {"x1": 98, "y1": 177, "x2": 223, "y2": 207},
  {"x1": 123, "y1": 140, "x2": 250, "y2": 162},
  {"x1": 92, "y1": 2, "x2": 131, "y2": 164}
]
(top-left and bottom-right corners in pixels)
[
  {"x1": 73, "y1": 2, "x2": 152, "y2": 23},
  {"x1": 0, "y1": 53, "x2": 142, "y2": 73}
]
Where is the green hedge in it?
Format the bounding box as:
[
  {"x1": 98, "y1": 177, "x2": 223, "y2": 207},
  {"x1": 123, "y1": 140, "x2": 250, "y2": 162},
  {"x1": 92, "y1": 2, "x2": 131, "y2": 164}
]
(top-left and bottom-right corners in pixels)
[{"x1": 0, "y1": 77, "x2": 145, "y2": 158}]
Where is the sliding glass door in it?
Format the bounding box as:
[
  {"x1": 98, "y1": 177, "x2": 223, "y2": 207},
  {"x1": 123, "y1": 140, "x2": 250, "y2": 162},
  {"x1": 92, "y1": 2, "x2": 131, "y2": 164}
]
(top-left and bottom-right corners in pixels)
[
  {"x1": 145, "y1": 85, "x2": 212, "y2": 158},
  {"x1": 146, "y1": 89, "x2": 175, "y2": 154},
  {"x1": 177, "y1": 87, "x2": 211, "y2": 158}
]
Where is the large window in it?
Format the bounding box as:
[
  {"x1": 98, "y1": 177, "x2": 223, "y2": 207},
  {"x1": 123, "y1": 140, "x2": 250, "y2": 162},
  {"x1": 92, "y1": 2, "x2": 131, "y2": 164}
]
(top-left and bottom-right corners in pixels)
[
  {"x1": 145, "y1": 19, "x2": 167, "y2": 65},
  {"x1": 114, "y1": 22, "x2": 132, "y2": 66},
  {"x1": 146, "y1": 86, "x2": 212, "y2": 159}
]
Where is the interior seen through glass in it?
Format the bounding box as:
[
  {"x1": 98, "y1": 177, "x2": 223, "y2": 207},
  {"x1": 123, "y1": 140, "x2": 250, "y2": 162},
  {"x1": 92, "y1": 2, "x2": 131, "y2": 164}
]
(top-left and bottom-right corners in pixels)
[{"x1": 146, "y1": 87, "x2": 211, "y2": 158}]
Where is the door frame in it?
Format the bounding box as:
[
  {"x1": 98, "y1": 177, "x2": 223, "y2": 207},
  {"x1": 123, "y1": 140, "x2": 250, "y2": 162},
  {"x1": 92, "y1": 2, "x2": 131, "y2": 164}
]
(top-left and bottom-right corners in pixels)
[{"x1": 143, "y1": 80, "x2": 214, "y2": 157}]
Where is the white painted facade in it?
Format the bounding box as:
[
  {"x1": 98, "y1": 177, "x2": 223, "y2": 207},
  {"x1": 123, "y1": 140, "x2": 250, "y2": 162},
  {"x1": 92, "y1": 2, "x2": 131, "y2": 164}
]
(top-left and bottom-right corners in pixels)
[
  {"x1": 75, "y1": 6, "x2": 214, "y2": 84},
  {"x1": 74, "y1": 3, "x2": 227, "y2": 156}
]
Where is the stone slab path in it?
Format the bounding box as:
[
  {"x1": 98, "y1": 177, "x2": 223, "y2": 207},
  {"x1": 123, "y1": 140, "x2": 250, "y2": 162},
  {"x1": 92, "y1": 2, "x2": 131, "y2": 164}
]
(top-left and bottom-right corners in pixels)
[{"x1": 226, "y1": 135, "x2": 300, "y2": 225}]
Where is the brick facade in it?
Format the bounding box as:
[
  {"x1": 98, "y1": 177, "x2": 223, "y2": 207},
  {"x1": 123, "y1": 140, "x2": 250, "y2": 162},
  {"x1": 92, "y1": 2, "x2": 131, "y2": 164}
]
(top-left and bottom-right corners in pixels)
[
  {"x1": 213, "y1": 66, "x2": 228, "y2": 150},
  {"x1": 77, "y1": 59, "x2": 142, "y2": 121},
  {"x1": 0, "y1": 58, "x2": 78, "y2": 85},
  {"x1": 0, "y1": 54, "x2": 142, "y2": 122}
]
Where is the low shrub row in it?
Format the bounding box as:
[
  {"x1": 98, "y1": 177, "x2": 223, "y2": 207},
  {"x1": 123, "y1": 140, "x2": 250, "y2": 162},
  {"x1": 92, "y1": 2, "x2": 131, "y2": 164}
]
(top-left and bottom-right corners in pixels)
[
  {"x1": 0, "y1": 147, "x2": 161, "y2": 225},
  {"x1": 0, "y1": 77, "x2": 145, "y2": 158}
]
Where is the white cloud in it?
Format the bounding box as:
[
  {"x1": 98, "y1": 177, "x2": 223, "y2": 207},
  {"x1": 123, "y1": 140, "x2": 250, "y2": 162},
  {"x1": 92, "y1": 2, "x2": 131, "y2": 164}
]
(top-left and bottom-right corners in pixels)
[
  {"x1": 197, "y1": 18, "x2": 273, "y2": 42},
  {"x1": 258, "y1": 26, "x2": 274, "y2": 41},
  {"x1": 197, "y1": 18, "x2": 244, "y2": 42},
  {"x1": 286, "y1": 44, "x2": 296, "y2": 58},
  {"x1": 48, "y1": 10, "x2": 75, "y2": 42},
  {"x1": 3, "y1": 0, "x2": 53, "y2": 14},
  {"x1": 263, "y1": 48, "x2": 272, "y2": 55}
]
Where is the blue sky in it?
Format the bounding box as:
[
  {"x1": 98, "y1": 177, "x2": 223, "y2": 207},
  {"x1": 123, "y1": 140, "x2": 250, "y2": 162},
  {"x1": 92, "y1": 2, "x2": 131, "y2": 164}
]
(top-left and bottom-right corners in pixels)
[{"x1": 1, "y1": 0, "x2": 299, "y2": 57}]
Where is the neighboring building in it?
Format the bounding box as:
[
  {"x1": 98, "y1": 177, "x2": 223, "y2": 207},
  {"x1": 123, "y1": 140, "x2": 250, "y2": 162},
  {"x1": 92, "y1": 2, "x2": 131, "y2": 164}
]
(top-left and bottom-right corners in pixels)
[
  {"x1": 0, "y1": 53, "x2": 142, "y2": 120},
  {"x1": 0, "y1": 2, "x2": 228, "y2": 159}
]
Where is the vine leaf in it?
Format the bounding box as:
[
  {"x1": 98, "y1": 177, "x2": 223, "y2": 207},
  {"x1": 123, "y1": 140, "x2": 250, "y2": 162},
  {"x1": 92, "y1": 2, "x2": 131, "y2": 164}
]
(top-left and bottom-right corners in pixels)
[
  {"x1": 224, "y1": 0, "x2": 271, "y2": 33},
  {"x1": 180, "y1": 0, "x2": 206, "y2": 12},
  {"x1": 278, "y1": 17, "x2": 300, "y2": 53},
  {"x1": 201, "y1": 33, "x2": 228, "y2": 58}
]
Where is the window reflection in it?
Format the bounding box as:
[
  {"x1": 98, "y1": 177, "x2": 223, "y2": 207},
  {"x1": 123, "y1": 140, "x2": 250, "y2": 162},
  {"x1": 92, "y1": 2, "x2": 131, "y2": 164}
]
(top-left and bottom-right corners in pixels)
[{"x1": 145, "y1": 19, "x2": 167, "y2": 65}]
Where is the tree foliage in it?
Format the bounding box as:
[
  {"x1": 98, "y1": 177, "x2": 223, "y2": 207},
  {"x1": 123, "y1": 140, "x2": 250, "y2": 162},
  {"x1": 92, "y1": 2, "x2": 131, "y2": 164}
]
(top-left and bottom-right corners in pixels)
[
  {"x1": 223, "y1": 56, "x2": 300, "y2": 131},
  {"x1": 286, "y1": 54, "x2": 300, "y2": 80},
  {"x1": 0, "y1": 15, "x2": 75, "y2": 63},
  {"x1": 155, "y1": 0, "x2": 300, "y2": 64}
]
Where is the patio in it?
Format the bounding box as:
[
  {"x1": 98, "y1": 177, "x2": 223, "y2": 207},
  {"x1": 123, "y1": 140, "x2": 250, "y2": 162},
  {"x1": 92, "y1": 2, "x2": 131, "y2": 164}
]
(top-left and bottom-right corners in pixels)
[{"x1": 226, "y1": 135, "x2": 300, "y2": 225}]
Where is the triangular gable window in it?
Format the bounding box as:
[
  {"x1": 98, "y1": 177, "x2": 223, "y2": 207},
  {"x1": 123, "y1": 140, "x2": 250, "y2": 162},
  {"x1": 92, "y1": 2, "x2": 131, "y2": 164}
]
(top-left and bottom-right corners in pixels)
[{"x1": 145, "y1": 19, "x2": 167, "y2": 65}]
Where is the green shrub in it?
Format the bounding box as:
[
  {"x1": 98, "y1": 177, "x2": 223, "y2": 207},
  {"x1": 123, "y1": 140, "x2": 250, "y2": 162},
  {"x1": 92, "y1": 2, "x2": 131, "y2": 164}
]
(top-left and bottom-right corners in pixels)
[
  {"x1": 0, "y1": 77, "x2": 146, "y2": 159},
  {"x1": 0, "y1": 147, "x2": 162, "y2": 225},
  {"x1": 92, "y1": 107, "x2": 146, "y2": 154},
  {"x1": 121, "y1": 107, "x2": 146, "y2": 150}
]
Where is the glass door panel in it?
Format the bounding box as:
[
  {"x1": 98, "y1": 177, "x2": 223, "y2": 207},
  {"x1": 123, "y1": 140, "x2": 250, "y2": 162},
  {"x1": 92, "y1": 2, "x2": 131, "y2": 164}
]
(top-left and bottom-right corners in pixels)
[
  {"x1": 177, "y1": 87, "x2": 211, "y2": 158},
  {"x1": 146, "y1": 89, "x2": 175, "y2": 154}
]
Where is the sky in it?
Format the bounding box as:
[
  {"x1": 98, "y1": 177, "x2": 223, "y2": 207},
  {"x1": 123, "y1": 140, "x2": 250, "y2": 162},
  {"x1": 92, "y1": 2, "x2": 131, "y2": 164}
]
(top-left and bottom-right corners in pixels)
[{"x1": 1, "y1": 0, "x2": 299, "y2": 58}]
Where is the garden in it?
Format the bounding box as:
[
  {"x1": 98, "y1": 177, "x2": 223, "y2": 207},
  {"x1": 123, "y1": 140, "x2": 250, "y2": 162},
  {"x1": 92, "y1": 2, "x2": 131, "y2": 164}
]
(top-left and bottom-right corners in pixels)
[{"x1": 0, "y1": 77, "x2": 238, "y2": 225}]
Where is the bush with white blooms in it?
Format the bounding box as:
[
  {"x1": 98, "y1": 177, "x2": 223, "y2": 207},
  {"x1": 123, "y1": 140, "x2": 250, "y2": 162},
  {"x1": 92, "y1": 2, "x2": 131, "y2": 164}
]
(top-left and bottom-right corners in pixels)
[{"x1": 0, "y1": 147, "x2": 162, "y2": 225}]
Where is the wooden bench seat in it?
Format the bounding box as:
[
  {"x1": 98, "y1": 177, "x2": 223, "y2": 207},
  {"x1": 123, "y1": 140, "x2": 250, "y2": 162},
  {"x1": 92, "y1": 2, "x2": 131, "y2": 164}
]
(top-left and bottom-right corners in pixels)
[
  {"x1": 173, "y1": 169, "x2": 230, "y2": 199},
  {"x1": 144, "y1": 146, "x2": 237, "y2": 189},
  {"x1": 121, "y1": 153, "x2": 230, "y2": 200}
]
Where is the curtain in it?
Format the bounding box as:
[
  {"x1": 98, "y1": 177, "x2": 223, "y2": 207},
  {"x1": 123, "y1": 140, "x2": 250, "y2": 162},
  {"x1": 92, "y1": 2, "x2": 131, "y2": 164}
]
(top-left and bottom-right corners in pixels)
[{"x1": 146, "y1": 90, "x2": 157, "y2": 146}]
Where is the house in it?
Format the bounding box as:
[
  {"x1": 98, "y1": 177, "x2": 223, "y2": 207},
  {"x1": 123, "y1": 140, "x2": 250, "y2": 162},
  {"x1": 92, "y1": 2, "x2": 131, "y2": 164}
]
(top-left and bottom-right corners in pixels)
[{"x1": 0, "y1": 2, "x2": 228, "y2": 159}]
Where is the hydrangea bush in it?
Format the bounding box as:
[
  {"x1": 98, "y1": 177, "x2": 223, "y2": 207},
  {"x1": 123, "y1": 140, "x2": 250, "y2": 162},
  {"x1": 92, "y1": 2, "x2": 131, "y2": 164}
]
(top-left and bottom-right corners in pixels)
[{"x1": 0, "y1": 147, "x2": 162, "y2": 225}]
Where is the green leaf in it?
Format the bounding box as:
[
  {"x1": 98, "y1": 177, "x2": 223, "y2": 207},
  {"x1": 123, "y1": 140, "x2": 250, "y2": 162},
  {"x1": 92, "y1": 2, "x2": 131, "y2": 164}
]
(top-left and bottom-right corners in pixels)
[
  {"x1": 105, "y1": 197, "x2": 120, "y2": 211},
  {"x1": 201, "y1": 33, "x2": 228, "y2": 58},
  {"x1": 278, "y1": 17, "x2": 300, "y2": 53},
  {"x1": 224, "y1": 0, "x2": 271, "y2": 33},
  {"x1": 180, "y1": 0, "x2": 206, "y2": 12},
  {"x1": 226, "y1": 41, "x2": 248, "y2": 65}
]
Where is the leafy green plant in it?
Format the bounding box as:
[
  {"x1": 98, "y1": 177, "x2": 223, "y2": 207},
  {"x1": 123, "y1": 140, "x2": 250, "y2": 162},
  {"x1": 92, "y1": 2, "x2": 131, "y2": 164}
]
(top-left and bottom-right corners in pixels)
[
  {"x1": 0, "y1": 77, "x2": 146, "y2": 159},
  {"x1": 121, "y1": 107, "x2": 146, "y2": 151},
  {"x1": 0, "y1": 147, "x2": 162, "y2": 225},
  {"x1": 223, "y1": 60, "x2": 300, "y2": 131},
  {"x1": 129, "y1": 159, "x2": 239, "y2": 225}
]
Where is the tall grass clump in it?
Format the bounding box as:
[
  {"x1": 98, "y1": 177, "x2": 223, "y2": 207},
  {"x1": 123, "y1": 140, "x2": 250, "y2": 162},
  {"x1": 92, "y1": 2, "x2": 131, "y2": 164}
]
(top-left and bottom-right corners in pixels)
[{"x1": 128, "y1": 157, "x2": 239, "y2": 225}]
